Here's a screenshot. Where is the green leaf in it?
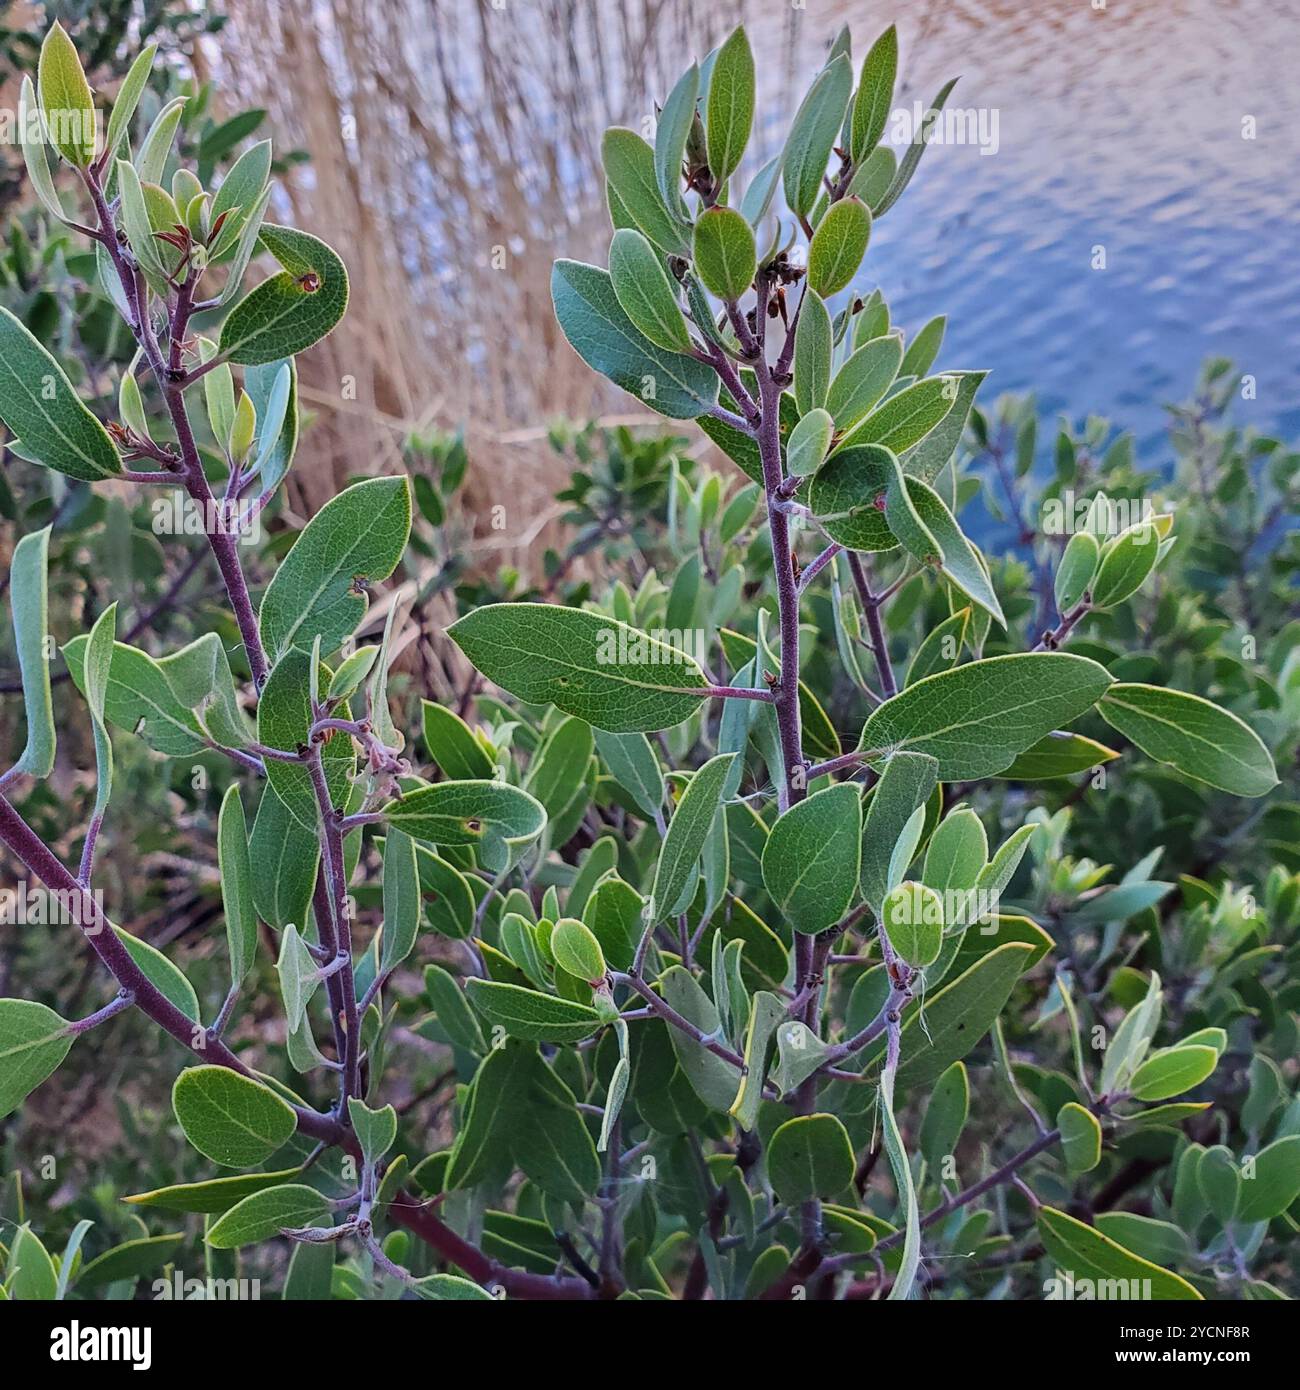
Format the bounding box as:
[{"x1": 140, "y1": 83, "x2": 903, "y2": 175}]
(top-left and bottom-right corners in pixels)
[
  {"x1": 768, "y1": 1113, "x2": 855, "y2": 1205},
  {"x1": 217, "y1": 186, "x2": 273, "y2": 306},
  {"x1": 103, "y1": 43, "x2": 157, "y2": 166},
  {"x1": 1198, "y1": 1146, "x2": 1240, "y2": 1224},
  {"x1": 879, "y1": 1074, "x2": 920, "y2": 1300},
  {"x1": 379, "y1": 828, "x2": 420, "y2": 975},
  {"x1": 552, "y1": 260, "x2": 719, "y2": 419},
  {"x1": 7, "y1": 528, "x2": 56, "y2": 780},
  {"x1": 859, "y1": 653, "x2": 1113, "y2": 780},
  {"x1": 217, "y1": 784, "x2": 258, "y2": 987},
  {"x1": 7, "y1": 1225, "x2": 57, "y2": 1300},
  {"x1": 651, "y1": 753, "x2": 736, "y2": 921},
  {"x1": 654, "y1": 62, "x2": 699, "y2": 219},
  {"x1": 923, "y1": 808, "x2": 988, "y2": 898},
  {"x1": 134, "y1": 97, "x2": 184, "y2": 184},
  {"x1": 825, "y1": 334, "x2": 903, "y2": 430},
  {"x1": 206, "y1": 1184, "x2": 330, "y2": 1249},
  {"x1": 1036, "y1": 1205, "x2": 1202, "y2": 1300},
  {"x1": 38, "y1": 23, "x2": 96, "y2": 166},
  {"x1": 785, "y1": 407, "x2": 833, "y2": 479},
  {"x1": 810, "y1": 444, "x2": 898, "y2": 553},
  {"x1": 210, "y1": 140, "x2": 272, "y2": 246},
  {"x1": 172, "y1": 1066, "x2": 297, "y2": 1168},
  {"x1": 762, "y1": 783, "x2": 862, "y2": 934},
  {"x1": 658, "y1": 966, "x2": 736, "y2": 1111},
  {"x1": 901, "y1": 369, "x2": 988, "y2": 484},
  {"x1": 258, "y1": 647, "x2": 354, "y2": 828},
  {"x1": 692, "y1": 207, "x2": 757, "y2": 301},
  {"x1": 850, "y1": 25, "x2": 898, "y2": 162},
  {"x1": 1058, "y1": 1102, "x2": 1102, "y2": 1174},
  {"x1": 895, "y1": 942, "x2": 1036, "y2": 1092},
  {"x1": 551, "y1": 918, "x2": 606, "y2": 984},
  {"x1": 860, "y1": 751, "x2": 939, "y2": 909},
  {"x1": 0, "y1": 999, "x2": 73, "y2": 1119},
  {"x1": 905, "y1": 607, "x2": 969, "y2": 687},
  {"x1": 727, "y1": 991, "x2": 784, "y2": 1128},
  {"x1": 1091, "y1": 519, "x2": 1161, "y2": 609},
  {"x1": 219, "y1": 225, "x2": 349, "y2": 365},
  {"x1": 770, "y1": 1020, "x2": 834, "y2": 1094},
  {"x1": 347, "y1": 1098, "x2": 397, "y2": 1166},
  {"x1": 525, "y1": 714, "x2": 594, "y2": 820},
  {"x1": 78, "y1": 601, "x2": 117, "y2": 819},
  {"x1": 383, "y1": 781, "x2": 546, "y2": 869},
  {"x1": 249, "y1": 782, "x2": 319, "y2": 930},
  {"x1": 414, "y1": 1274, "x2": 495, "y2": 1301},
  {"x1": 839, "y1": 375, "x2": 956, "y2": 455},
  {"x1": 608, "y1": 228, "x2": 691, "y2": 352},
  {"x1": 0, "y1": 309, "x2": 121, "y2": 480},
  {"x1": 783, "y1": 55, "x2": 853, "y2": 218},
  {"x1": 18, "y1": 77, "x2": 70, "y2": 225},
  {"x1": 601, "y1": 128, "x2": 690, "y2": 257},
  {"x1": 422, "y1": 700, "x2": 494, "y2": 779},
  {"x1": 598, "y1": 1056, "x2": 631, "y2": 1153},
  {"x1": 900, "y1": 316, "x2": 946, "y2": 380},
  {"x1": 464, "y1": 980, "x2": 601, "y2": 1043},
  {"x1": 999, "y1": 732, "x2": 1118, "y2": 781},
  {"x1": 450, "y1": 602, "x2": 708, "y2": 733},
  {"x1": 1099, "y1": 973, "x2": 1163, "y2": 1097},
  {"x1": 77, "y1": 1234, "x2": 185, "y2": 1289},
  {"x1": 1098, "y1": 684, "x2": 1277, "y2": 797},
  {"x1": 244, "y1": 357, "x2": 299, "y2": 492},
  {"x1": 414, "y1": 846, "x2": 476, "y2": 940},
  {"x1": 123, "y1": 1167, "x2": 305, "y2": 1215},
  {"x1": 114, "y1": 158, "x2": 170, "y2": 293},
  {"x1": 284, "y1": 1241, "x2": 335, "y2": 1299},
  {"x1": 114, "y1": 927, "x2": 199, "y2": 1022},
  {"x1": 1054, "y1": 531, "x2": 1100, "y2": 613},
  {"x1": 1237, "y1": 1136, "x2": 1300, "y2": 1223},
  {"x1": 1129, "y1": 1045, "x2": 1218, "y2": 1101},
  {"x1": 787, "y1": 296, "x2": 832, "y2": 427},
  {"x1": 920, "y1": 1061, "x2": 969, "y2": 1173},
  {"x1": 905, "y1": 474, "x2": 1006, "y2": 626},
  {"x1": 259, "y1": 474, "x2": 411, "y2": 663},
  {"x1": 327, "y1": 648, "x2": 380, "y2": 707},
  {"x1": 583, "y1": 876, "x2": 645, "y2": 974},
  {"x1": 881, "y1": 881, "x2": 943, "y2": 967},
  {"x1": 424, "y1": 965, "x2": 486, "y2": 1053},
  {"x1": 706, "y1": 26, "x2": 755, "y2": 183},
  {"x1": 594, "y1": 730, "x2": 664, "y2": 820},
  {"x1": 739, "y1": 154, "x2": 782, "y2": 226},
  {"x1": 1093, "y1": 1213, "x2": 1190, "y2": 1268},
  {"x1": 875, "y1": 78, "x2": 960, "y2": 218},
  {"x1": 513, "y1": 1045, "x2": 601, "y2": 1204},
  {"x1": 444, "y1": 1041, "x2": 518, "y2": 1190},
  {"x1": 977, "y1": 826, "x2": 1037, "y2": 897},
  {"x1": 808, "y1": 197, "x2": 871, "y2": 297}
]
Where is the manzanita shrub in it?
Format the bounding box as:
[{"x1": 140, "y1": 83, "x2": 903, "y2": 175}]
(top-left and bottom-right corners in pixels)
[{"x1": 0, "y1": 22, "x2": 1294, "y2": 1304}]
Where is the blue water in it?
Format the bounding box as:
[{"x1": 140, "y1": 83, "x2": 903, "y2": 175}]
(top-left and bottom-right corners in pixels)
[{"x1": 757, "y1": 0, "x2": 1300, "y2": 457}]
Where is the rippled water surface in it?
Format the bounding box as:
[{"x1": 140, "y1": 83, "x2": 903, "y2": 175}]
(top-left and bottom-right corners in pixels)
[{"x1": 749, "y1": 0, "x2": 1300, "y2": 453}]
